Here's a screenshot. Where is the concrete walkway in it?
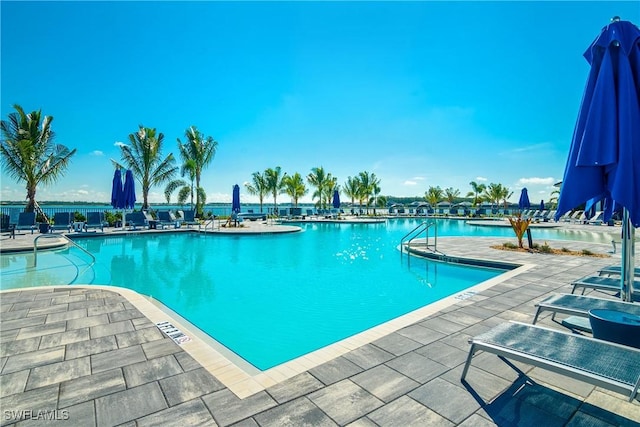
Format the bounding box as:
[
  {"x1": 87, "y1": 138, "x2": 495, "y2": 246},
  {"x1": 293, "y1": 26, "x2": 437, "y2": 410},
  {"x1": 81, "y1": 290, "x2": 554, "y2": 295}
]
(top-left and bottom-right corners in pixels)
[{"x1": 1, "y1": 228, "x2": 639, "y2": 425}]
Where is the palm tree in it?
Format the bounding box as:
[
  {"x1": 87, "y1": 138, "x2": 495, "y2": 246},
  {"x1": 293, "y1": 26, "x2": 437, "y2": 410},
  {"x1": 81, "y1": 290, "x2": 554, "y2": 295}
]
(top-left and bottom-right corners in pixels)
[
  {"x1": 370, "y1": 178, "x2": 382, "y2": 215},
  {"x1": 467, "y1": 181, "x2": 486, "y2": 207},
  {"x1": 0, "y1": 105, "x2": 76, "y2": 213},
  {"x1": 282, "y1": 172, "x2": 308, "y2": 206},
  {"x1": 425, "y1": 186, "x2": 443, "y2": 207},
  {"x1": 343, "y1": 176, "x2": 361, "y2": 208},
  {"x1": 265, "y1": 166, "x2": 286, "y2": 214},
  {"x1": 357, "y1": 171, "x2": 376, "y2": 214},
  {"x1": 164, "y1": 159, "x2": 195, "y2": 207},
  {"x1": 482, "y1": 183, "x2": 505, "y2": 209},
  {"x1": 444, "y1": 187, "x2": 460, "y2": 205},
  {"x1": 176, "y1": 126, "x2": 217, "y2": 216},
  {"x1": 116, "y1": 125, "x2": 178, "y2": 210},
  {"x1": 307, "y1": 166, "x2": 329, "y2": 208},
  {"x1": 245, "y1": 171, "x2": 268, "y2": 212},
  {"x1": 325, "y1": 175, "x2": 338, "y2": 208}
]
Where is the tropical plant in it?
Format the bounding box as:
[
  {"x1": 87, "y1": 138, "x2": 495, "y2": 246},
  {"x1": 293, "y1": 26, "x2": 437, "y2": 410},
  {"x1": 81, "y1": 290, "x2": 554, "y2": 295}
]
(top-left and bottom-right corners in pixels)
[
  {"x1": 175, "y1": 126, "x2": 217, "y2": 216},
  {"x1": 424, "y1": 186, "x2": 443, "y2": 207},
  {"x1": 508, "y1": 214, "x2": 532, "y2": 248},
  {"x1": 0, "y1": 105, "x2": 76, "y2": 212},
  {"x1": 245, "y1": 171, "x2": 268, "y2": 212},
  {"x1": 265, "y1": 166, "x2": 286, "y2": 214},
  {"x1": 307, "y1": 166, "x2": 330, "y2": 209},
  {"x1": 482, "y1": 183, "x2": 506, "y2": 208},
  {"x1": 467, "y1": 181, "x2": 486, "y2": 207},
  {"x1": 548, "y1": 188, "x2": 560, "y2": 207},
  {"x1": 343, "y1": 176, "x2": 361, "y2": 207},
  {"x1": 282, "y1": 172, "x2": 308, "y2": 206},
  {"x1": 444, "y1": 187, "x2": 460, "y2": 205},
  {"x1": 115, "y1": 125, "x2": 178, "y2": 210},
  {"x1": 357, "y1": 171, "x2": 376, "y2": 214},
  {"x1": 370, "y1": 178, "x2": 382, "y2": 215}
]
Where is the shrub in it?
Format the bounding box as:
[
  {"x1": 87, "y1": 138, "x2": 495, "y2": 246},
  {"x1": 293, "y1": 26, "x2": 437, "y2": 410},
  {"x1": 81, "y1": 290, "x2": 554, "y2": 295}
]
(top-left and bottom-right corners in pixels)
[
  {"x1": 539, "y1": 242, "x2": 553, "y2": 253},
  {"x1": 561, "y1": 247, "x2": 570, "y2": 252},
  {"x1": 582, "y1": 249, "x2": 594, "y2": 256},
  {"x1": 73, "y1": 211, "x2": 86, "y2": 222},
  {"x1": 503, "y1": 242, "x2": 518, "y2": 249}
]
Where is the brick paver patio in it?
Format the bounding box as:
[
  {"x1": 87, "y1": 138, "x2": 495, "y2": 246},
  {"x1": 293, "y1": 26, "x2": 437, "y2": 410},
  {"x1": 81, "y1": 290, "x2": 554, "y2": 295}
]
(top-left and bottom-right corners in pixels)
[{"x1": 1, "y1": 230, "x2": 639, "y2": 426}]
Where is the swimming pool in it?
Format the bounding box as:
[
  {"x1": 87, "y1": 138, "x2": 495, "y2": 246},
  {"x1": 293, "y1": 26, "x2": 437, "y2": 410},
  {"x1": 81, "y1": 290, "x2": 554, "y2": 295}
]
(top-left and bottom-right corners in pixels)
[
  {"x1": 0, "y1": 218, "x2": 617, "y2": 370},
  {"x1": 1, "y1": 219, "x2": 506, "y2": 369}
]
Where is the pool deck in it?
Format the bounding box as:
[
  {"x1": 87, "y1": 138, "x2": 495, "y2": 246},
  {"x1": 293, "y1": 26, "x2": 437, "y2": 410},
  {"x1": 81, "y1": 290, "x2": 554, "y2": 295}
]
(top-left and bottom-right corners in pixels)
[{"x1": 1, "y1": 221, "x2": 639, "y2": 426}]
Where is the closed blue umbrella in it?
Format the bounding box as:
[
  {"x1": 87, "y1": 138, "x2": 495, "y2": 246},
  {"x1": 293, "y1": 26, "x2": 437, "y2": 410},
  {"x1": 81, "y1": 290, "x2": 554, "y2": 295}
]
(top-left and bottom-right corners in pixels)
[
  {"x1": 555, "y1": 18, "x2": 640, "y2": 301},
  {"x1": 332, "y1": 189, "x2": 341, "y2": 209},
  {"x1": 122, "y1": 170, "x2": 136, "y2": 210},
  {"x1": 540, "y1": 200, "x2": 545, "y2": 211},
  {"x1": 111, "y1": 169, "x2": 124, "y2": 209},
  {"x1": 232, "y1": 184, "x2": 241, "y2": 214},
  {"x1": 518, "y1": 188, "x2": 531, "y2": 211}
]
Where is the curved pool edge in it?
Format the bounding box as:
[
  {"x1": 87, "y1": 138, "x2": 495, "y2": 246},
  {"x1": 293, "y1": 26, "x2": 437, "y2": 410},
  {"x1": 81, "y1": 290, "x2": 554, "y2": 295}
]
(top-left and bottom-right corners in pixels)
[{"x1": 0, "y1": 262, "x2": 533, "y2": 399}]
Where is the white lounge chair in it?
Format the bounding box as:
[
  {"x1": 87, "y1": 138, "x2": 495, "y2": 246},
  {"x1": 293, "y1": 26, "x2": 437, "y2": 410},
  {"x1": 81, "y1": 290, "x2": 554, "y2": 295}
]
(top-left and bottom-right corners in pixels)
[
  {"x1": 461, "y1": 321, "x2": 640, "y2": 402},
  {"x1": 588, "y1": 211, "x2": 604, "y2": 225}
]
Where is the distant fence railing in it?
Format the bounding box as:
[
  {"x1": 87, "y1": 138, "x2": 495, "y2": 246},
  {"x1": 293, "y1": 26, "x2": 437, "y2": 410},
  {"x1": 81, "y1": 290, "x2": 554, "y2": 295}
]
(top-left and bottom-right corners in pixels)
[{"x1": 0, "y1": 207, "x2": 117, "y2": 223}]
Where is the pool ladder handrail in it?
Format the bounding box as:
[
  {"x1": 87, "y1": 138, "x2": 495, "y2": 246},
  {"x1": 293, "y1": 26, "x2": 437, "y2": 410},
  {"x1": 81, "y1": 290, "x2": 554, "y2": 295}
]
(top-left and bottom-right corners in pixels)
[
  {"x1": 400, "y1": 221, "x2": 438, "y2": 258},
  {"x1": 33, "y1": 234, "x2": 96, "y2": 279}
]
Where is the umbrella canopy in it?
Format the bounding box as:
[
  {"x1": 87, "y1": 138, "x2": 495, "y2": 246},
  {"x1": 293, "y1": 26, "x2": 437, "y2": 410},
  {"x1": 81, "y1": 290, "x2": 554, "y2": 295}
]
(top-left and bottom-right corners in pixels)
[
  {"x1": 555, "y1": 18, "x2": 640, "y2": 301},
  {"x1": 111, "y1": 169, "x2": 124, "y2": 209},
  {"x1": 122, "y1": 170, "x2": 136, "y2": 210},
  {"x1": 232, "y1": 184, "x2": 241, "y2": 214},
  {"x1": 518, "y1": 188, "x2": 531, "y2": 210},
  {"x1": 332, "y1": 190, "x2": 341, "y2": 209}
]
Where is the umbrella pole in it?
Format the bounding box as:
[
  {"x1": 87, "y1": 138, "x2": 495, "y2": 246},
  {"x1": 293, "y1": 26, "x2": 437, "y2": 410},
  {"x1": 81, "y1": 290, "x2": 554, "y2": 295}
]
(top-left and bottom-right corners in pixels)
[{"x1": 620, "y1": 208, "x2": 635, "y2": 302}]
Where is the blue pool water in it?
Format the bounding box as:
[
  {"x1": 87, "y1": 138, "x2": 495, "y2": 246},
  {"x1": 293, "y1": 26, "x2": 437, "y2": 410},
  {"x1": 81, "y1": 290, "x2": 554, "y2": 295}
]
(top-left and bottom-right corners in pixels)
[{"x1": 0, "y1": 218, "x2": 615, "y2": 369}]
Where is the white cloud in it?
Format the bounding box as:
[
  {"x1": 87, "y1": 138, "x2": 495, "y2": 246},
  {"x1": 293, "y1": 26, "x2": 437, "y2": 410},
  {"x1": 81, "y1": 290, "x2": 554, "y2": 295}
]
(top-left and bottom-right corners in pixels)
[
  {"x1": 90, "y1": 150, "x2": 104, "y2": 156},
  {"x1": 476, "y1": 176, "x2": 487, "y2": 181},
  {"x1": 404, "y1": 180, "x2": 417, "y2": 186},
  {"x1": 114, "y1": 141, "x2": 127, "y2": 148},
  {"x1": 518, "y1": 177, "x2": 555, "y2": 185},
  {"x1": 412, "y1": 176, "x2": 425, "y2": 181}
]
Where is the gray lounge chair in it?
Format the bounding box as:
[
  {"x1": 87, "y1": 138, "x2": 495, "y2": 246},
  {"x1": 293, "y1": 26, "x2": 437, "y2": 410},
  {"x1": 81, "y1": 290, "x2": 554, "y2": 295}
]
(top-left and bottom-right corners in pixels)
[
  {"x1": 84, "y1": 212, "x2": 106, "y2": 232},
  {"x1": 461, "y1": 321, "x2": 640, "y2": 402},
  {"x1": 532, "y1": 293, "x2": 640, "y2": 325},
  {"x1": 125, "y1": 211, "x2": 148, "y2": 230},
  {"x1": 598, "y1": 265, "x2": 640, "y2": 277},
  {"x1": 14, "y1": 212, "x2": 36, "y2": 234},
  {"x1": 571, "y1": 275, "x2": 640, "y2": 298},
  {"x1": 157, "y1": 210, "x2": 178, "y2": 229},
  {"x1": 179, "y1": 210, "x2": 200, "y2": 228},
  {"x1": 50, "y1": 212, "x2": 72, "y2": 232}
]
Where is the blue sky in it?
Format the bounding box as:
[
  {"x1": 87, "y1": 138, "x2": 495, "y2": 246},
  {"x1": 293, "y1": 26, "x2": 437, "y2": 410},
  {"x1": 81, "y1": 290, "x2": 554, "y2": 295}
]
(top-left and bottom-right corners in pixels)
[{"x1": 2, "y1": 1, "x2": 639, "y2": 205}]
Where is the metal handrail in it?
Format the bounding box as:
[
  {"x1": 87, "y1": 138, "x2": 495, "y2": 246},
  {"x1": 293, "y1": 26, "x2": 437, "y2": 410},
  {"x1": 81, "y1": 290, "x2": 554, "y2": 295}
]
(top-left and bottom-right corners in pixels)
[
  {"x1": 33, "y1": 234, "x2": 96, "y2": 275},
  {"x1": 400, "y1": 221, "x2": 438, "y2": 258}
]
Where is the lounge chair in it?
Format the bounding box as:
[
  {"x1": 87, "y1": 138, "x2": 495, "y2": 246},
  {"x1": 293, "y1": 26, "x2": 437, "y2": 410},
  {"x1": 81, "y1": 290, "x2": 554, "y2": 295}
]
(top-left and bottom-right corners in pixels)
[
  {"x1": 179, "y1": 210, "x2": 200, "y2": 228},
  {"x1": 157, "y1": 210, "x2": 179, "y2": 229},
  {"x1": 571, "y1": 275, "x2": 640, "y2": 297},
  {"x1": 50, "y1": 212, "x2": 72, "y2": 232},
  {"x1": 84, "y1": 211, "x2": 106, "y2": 232},
  {"x1": 562, "y1": 210, "x2": 583, "y2": 222},
  {"x1": 572, "y1": 211, "x2": 587, "y2": 224},
  {"x1": 556, "y1": 211, "x2": 572, "y2": 222},
  {"x1": 14, "y1": 212, "x2": 36, "y2": 234},
  {"x1": 124, "y1": 211, "x2": 148, "y2": 230},
  {"x1": 598, "y1": 265, "x2": 640, "y2": 277},
  {"x1": 588, "y1": 211, "x2": 604, "y2": 225},
  {"x1": 532, "y1": 293, "x2": 640, "y2": 326},
  {"x1": 461, "y1": 321, "x2": 640, "y2": 402}
]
